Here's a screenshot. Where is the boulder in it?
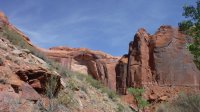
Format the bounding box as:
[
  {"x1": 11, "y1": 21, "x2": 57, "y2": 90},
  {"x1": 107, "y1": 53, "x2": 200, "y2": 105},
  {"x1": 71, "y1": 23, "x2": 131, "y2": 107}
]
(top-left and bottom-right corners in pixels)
[
  {"x1": 21, "y1": 83, "x2": 41, "y2": 101},
  {"x1": 16, "y1": 68, "x2": 62, "y2": 95}
]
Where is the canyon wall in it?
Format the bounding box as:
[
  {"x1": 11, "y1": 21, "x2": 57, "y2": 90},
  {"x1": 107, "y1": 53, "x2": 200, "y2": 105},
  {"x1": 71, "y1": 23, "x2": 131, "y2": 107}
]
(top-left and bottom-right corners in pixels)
[
  {"x1": 45, "y1": 26, "x2": 200, "y2": 94},
  {"x1": 117, "y1": 26, "x2": 200, "y2": 94},
  {"x1": 44, "y1": 47, "x2": 120, "y2": 91}
]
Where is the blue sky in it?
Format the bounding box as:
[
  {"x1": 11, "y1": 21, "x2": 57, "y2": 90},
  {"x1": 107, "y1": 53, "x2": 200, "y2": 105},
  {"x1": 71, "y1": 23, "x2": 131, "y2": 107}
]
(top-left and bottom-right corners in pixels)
[{"x1": 0, "y1": 0, "x2": 196, "y2": 56}]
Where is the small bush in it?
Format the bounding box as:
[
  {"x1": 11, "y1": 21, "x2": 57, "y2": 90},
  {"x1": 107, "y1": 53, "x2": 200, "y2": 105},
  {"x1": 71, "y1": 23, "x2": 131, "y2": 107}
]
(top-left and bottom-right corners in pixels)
[
  {"x1": 128, "y1": 87, "x2": 149, "y2": 111},
  {"x1": 67, "y1": 79, "x2": 79, "y2": 90},
  {"x1": 57, "y1": 90, "x2": 76, "y2": 108},
  {"x1": 78, "y1": 74, "x2": 118, "y2": 101},
  {"x1": 117, "y1": 103, "x2": 125, "y2": 112},
  {"x1": 2, "y1": 25, "x2": 28, "y2": 49},
  {"x1": 57, "y1": 66, "x2": 71, "y2": 77},
  {"x1": 85, "y1": 75, "x2": 103, "y2": 89},
  {"x1": 101, "y1": 87, "x2": 118, "y2": 101},
  {"x1": 45, "y1": 76, "x2": 59, "y2": 99},
  {"x1": 116, "y1": 103, "x2": 134, "y2": 112},
  {"x1": 157, "y1": 93, "x2": 200, "y2": 112}
]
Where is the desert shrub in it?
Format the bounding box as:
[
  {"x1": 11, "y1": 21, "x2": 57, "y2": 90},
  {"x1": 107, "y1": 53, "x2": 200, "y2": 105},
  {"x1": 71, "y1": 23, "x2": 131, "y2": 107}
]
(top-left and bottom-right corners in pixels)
[
  {"x1": 156, "y1": 104, "x2": 169, "y2": 112},
  {"x1": 116, "y1": 103, "x2": 134, "y2": 112},
  {"x1": 107, "y1": 90, "x2": 118, "y2": 101},
  {"x1": 57, "y1": 90, "x2": 76, "y2": 108},
  {"x1": 66, "y1": 79, "x2": 79, "y2": 90},
  {"x1": 80, "y1": 85, "x2": 88, "y2": 94},
  {"x1": 45, "y1": 76, "x2": 59, "y2": 99},
  {"x1": 85, "y1": 75, "x2": 103, "y2": 89},
  {"x1": 57, "y1": 66, "x2": 71, "y2": 77},
  {"x1": 117, "y1": 103, "x2": 125, "y2": 112},
  {"x1": 84, "y1": 75, "x2": 118, "y2": 101},
  {"x1": 44, "y1": 75, "x2": 62, "y2": 112},
  {"x1": 159, "y1": 93, "x2": 200, "y2": 112},
  {"x1": 74, "y1": 72, "x2": 85, "y2": 81},
  {"x1": 75, "y1": 73, "x2": 118, "y2": 101},
  {"x1": 2, "y1": 26, "x2": 26, "y2": 48},
  {"x1": 157, "y1": 93, "x2": 200, "y2": 112},
  {"x1": 101, "y1": 87, "x2": 118, "y2": 101},
  {"x1": 128, "y1": 87, "x2": 149, "y2": 111}
]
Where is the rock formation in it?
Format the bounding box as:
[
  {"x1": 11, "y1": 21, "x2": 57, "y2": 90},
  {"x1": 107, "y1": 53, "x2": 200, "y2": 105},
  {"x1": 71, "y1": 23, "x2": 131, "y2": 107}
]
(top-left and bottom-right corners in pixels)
[
  {"x1": 1, "y1": 10, "x2": 200, "y2": 111},
  {"x1": 0, "y1": 11, "x2": 131, "y2": 112},
  {"x1": 127, "y1": 28, "x2": 153, "y2": 87},
  {"x1": 0, "y1": 11, "x2": 63, "y2": 111},
  {"x1": 43, "y1": 26, "x2": 200, "y2": 95},
  {"x1": 116, "y1": 25, "x2": 200, "y2": 94},
  {"x1": 151, "y1": 26, "x2": 199, "y2": 87},
  {"x1": 43, "y1": 46, "x2": 120, "y2": 91},
  {"x1": 116, "y1": 55, "x2": 128, "y2": 94}
]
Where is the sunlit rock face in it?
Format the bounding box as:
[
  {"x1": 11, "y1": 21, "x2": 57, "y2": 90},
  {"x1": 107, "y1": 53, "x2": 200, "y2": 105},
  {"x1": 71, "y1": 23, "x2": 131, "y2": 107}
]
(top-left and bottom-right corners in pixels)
[
  {"x1": 45, "y1": 26, "x2": 200, "y2": 94},
  {"x1": 126, "y1": 25, "x2": 200, "y2": 88},
  {"x1": 44, "y1": 46, "x2": 120, "y2": 91}
]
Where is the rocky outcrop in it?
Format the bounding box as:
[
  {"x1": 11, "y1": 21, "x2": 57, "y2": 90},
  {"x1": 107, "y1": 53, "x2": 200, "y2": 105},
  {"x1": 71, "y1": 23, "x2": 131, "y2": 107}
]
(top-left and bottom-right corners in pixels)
[
  {"x1": 0, "y1": 11, "x2": 31, "y2": 45},
  {"x1": 0, "y1": 11, "x2": 64, "y2": 111},
  {"x1": 127, "y1": 28, "x2": 153, "y2": 87},
  {"x1": 16, "y1": 68, "x2": 61, "y2": 95},
  {"x1": 0, "y1": 11, "x2": 8, "y2": 26},
  {"x1": 152, "y1": 26, "x2": 200, "y2": 87},
  {"x1": 126, "y1": 25, "x2": 200, "y2": 89},
  {"x1": 44, "y1": 26, "x2": 200, "y2": 94},
  {"x1": 0, "y1": 11, "x2": 133, "y2": 112},
  {"x1": 43, "y1": 46, "x2": 120, "y2": 91},
  {"x1": 116, "y1": 55, "x2": 128, "y2": 94}
]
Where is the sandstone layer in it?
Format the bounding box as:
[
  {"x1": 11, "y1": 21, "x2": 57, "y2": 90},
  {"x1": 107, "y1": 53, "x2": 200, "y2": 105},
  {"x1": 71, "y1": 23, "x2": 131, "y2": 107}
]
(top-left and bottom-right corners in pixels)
[
  {"x1": 44, "y1": 25, "x2": 200, "y2": 95},
  {"x1": 116, "y1": 26, "x2": 200, "y2": 94},
  {"x1": 43, "y1": 46, "x2": 120, "y2": 91}
]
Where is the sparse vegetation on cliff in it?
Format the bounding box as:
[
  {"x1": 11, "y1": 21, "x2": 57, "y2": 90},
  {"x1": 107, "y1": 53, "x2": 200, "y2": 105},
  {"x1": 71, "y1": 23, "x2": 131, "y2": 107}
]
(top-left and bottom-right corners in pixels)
[
  {"x1": 0, "y1": 24, "x2": 133, "y2": 111},
  {"x1": 157, "y1": 93, "x2": 200, "y2": 112},
  {"x1": 76, "y1": 73, "x2": 118, "y2": 101},
  {"x1": 128, "y1": 87, "x2": 149, "y2": 111}
]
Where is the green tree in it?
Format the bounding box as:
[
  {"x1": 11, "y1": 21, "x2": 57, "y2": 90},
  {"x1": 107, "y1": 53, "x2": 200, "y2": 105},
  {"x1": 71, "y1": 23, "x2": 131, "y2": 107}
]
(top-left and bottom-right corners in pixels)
[
  {"x1": 128, "y1": 88, "x2": 148, "y2": 112},
  {"x1": 179, "y1": 0, "x2": 200, "y2": 69}
]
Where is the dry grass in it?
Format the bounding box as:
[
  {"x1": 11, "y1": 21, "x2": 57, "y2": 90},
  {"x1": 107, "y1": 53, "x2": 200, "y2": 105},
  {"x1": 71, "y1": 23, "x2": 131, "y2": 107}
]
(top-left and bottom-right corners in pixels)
[{"x1": 157, "y1": 93, "x2": 200, "y2": 112}]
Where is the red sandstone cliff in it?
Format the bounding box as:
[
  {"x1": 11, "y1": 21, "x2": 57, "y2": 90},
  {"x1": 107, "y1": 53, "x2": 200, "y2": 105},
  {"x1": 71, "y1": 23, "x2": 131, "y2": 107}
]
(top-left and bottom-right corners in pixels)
[
  {"x1": 1, "y1": 10, "x2": 200, "y2": 96},
  {"x1": 1, "y1": 10, "x2": 200, "y2": 111},
  {"x1": 116, "y1": 26, "x2": 200, "y2": 94},
  {"x1": 0, "y1": 11, "x2": 31, "y2": 44},
  {"x1": 43, "y1": 46, "x2": 120, "y2": 91},
  {"x1": 44, "y1": 26, "x2": 200, "y2": 96}
]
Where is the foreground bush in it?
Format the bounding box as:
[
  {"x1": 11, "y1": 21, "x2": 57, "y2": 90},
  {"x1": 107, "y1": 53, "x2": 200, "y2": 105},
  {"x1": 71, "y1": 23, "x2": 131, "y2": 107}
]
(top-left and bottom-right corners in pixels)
[
  {"x1": 128, "y1": 87, "x2": 148, "y2": 111},
  {"x1": 157, "y1": 93, "x2": 200, "y2": 112}
]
